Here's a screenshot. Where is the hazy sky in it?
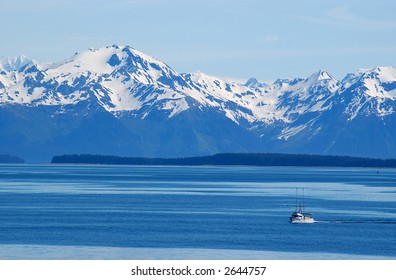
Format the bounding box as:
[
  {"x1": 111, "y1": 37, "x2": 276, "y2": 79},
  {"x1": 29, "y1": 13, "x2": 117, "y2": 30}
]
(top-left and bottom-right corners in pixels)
[{"x1": 1, "y1": 0, "x2": 395, "y2": 81}]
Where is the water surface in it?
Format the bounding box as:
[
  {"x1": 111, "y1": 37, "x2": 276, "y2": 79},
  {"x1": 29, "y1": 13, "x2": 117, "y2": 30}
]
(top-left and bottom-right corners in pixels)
[{"x1": 0, "y1": 165, "x2": 395, "y2": 259}]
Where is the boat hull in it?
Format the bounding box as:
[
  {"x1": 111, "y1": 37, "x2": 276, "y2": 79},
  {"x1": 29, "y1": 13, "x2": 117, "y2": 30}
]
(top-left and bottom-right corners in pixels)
[{"x1": 290, "y1": 217, "x2": 315, "y2": 224}]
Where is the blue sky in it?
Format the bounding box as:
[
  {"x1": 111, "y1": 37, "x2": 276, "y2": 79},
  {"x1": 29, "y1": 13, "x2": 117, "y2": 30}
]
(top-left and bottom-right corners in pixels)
[{"x1": 1, "y1": 0, "x2": 395, "y2": 81}]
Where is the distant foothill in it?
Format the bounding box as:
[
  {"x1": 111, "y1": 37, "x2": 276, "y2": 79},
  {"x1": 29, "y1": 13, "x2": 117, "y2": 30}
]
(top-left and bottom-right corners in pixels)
[{"x1": 52, "y1": 153, "x2": 396, "y2": 168}]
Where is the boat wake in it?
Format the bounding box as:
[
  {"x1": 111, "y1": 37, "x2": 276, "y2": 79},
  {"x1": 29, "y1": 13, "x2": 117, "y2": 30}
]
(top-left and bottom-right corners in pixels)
[{"x1": 314, "y1": 220, "x2": 396, "y2": 224}]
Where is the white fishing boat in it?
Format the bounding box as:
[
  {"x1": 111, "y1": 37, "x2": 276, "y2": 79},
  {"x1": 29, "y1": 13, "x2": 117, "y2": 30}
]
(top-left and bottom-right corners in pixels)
[
  {"x1": 290, "y1": 188, "x2": 315, "y2": 224},
  {"x1": 289, "y1": 208, "x2": 314, "y2": 224}
]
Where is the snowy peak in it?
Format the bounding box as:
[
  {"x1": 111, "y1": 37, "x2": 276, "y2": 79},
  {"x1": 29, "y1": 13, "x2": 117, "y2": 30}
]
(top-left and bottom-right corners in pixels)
[
  {"x1": 343, "y1": 66, "x2": 396, "y2": 85},
  {"x1": 359, "y1": 66, "x2": 396, "y2": 83},
  {"x1": 48, "y1": 45, "x2": 177, "y2": 79},
  {"x1": 341, "y1": 66, "x2": 396, "y2": 99},
  {"x1": 307, "y1": 69, "x2": 333, "y2": 82},
  {"x1": 269, "y1": 70, "x2": 340, "y2": 100},
  {"x1": 244, "y1": 77, "x2": 268, "y2": 88},
  {"x1": 337, "y1": 66, "x2": 396, "y2": 120},
  {"x1": 244, "y1": 77, "x2": 259, "y2": 88},
  {"x1": 43, "y1": 45, "x2": 196, "y2": 116},
  {"x1": 0, "y1": 55, "x2": 33, "y2": 72},
  {"x1": 50, "y1": 46, "x2": 119, "y2": 73},
  {"x1": 361, "y1": 67, "x2": 396, "y2": 98},
  {"x1": 306, "y1": 70, "x2": 340, "y2": 94},
  {"x1": 374, "y1": 66, "x2": 396, "y2": 83},
  {"x1": 185, "y1": 71, "x2": 235, "y2": 93}
]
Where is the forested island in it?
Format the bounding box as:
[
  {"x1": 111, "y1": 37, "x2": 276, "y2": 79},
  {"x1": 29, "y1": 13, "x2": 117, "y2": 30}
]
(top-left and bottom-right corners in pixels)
[{"x1": 51, "y1": 153, "x2": 396, "y2": 168}]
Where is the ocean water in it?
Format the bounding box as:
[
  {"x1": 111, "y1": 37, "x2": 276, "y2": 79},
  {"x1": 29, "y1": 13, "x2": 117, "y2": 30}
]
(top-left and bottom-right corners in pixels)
[{"x1": 0, "y1": 164, "x2": 395, "y2": 259}]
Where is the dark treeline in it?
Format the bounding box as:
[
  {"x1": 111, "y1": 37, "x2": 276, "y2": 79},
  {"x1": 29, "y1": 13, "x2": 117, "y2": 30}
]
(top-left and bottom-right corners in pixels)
[
  {"x1": 51, "y1": 153, "x2": 396, "y2": 168},
  {"x1": 0, "y1": 154, "x2": 25, "y2": 164}
]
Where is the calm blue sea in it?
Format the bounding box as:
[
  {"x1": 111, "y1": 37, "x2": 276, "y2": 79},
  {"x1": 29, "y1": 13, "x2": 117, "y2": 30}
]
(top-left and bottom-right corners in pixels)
[{"x1": 0, "y1": 164, "x2": 395, "y2": 259}]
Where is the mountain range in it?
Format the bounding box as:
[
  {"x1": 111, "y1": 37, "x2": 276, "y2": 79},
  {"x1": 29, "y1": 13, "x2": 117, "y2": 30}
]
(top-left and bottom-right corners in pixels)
[{"x1": 1, "y1": 45, "x2": 396, "y2": 162}]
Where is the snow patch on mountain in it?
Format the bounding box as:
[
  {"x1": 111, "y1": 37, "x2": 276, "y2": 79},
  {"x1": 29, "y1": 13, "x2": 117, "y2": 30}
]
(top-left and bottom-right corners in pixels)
[
  {"x1": 278, "y1": 124, "x2": 307, "y2": 140},
  {"x1": 161, "y1": 98, "x2": 190, "y2": 118}
]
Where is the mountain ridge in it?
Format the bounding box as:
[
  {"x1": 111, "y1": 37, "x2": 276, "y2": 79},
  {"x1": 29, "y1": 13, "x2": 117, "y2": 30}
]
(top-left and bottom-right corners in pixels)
[{"x1": 1, "y1": 45, "x2": 396, "y2": 162}]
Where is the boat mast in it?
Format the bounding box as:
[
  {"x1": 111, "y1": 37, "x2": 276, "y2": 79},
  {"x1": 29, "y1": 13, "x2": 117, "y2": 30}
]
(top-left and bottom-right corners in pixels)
[{"x1": 302, "y1": 187, "x2": 305, "y2": 213}]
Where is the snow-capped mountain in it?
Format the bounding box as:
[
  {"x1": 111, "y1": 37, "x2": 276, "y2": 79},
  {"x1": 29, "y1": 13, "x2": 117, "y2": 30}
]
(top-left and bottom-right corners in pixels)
[
  {"x1": 1, "y1": 45, "x2": 395, "y2": 162},
  {"x1": 340, "y1": 66, "x2": 396, "y2": 120},
  {"x1": 1, "y1": 46, "x2": 195, "y2": 116}
]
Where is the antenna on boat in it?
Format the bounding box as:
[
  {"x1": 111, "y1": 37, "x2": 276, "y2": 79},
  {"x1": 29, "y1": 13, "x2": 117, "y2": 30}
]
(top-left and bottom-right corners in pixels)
[
  {"x1": 295, "y1": 188, "x2": 298, "y2": 211},
  {"x1": 302, "y1": 188, "x2": 305, "y2": 212}
]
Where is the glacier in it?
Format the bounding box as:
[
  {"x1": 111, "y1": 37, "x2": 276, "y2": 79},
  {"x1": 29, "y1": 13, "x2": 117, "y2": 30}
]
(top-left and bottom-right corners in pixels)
[{"x1": 1, "y1": 45, "x2": 396, "y2": 162}]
